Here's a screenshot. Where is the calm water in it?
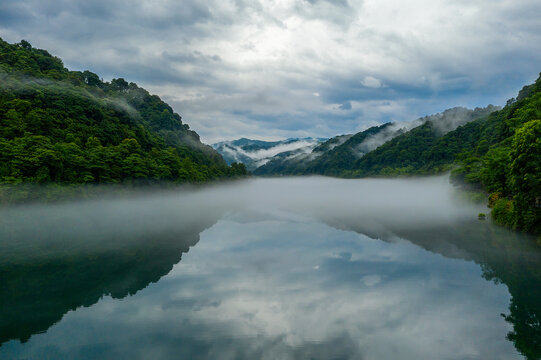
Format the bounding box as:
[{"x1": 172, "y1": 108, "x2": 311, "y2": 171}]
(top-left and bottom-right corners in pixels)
[{"x1": 1, "y1": 177, "x2": 540, "y2": 359}]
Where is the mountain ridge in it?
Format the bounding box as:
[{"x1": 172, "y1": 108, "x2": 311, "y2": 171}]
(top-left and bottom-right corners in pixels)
[{"x1": 251, "y1": 105, "x2": 498, "y2": 176}]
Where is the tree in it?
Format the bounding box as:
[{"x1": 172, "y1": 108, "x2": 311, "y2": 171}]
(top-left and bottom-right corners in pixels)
[
  {"x1": 509, "y1": 120, "x2": 541, "y2": 233},
  {"x1": 111, "y1": 78, "x2": 129, "y2": 92},
  {"x1": 480, "y1": 146, "x2": 511, "y2": 194},
  {"x1": 18, "y1": 40, "x2": 31, "y2": 50},
  {"x1": 83, "y1": 71, "x2": 101, "y2": 87}
]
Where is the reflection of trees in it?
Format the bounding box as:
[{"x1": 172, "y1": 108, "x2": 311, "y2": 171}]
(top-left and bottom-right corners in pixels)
[
  {"x1": 0, "y1": 217, "x2": 219, "y2": 346},
  {"x1": 504, "y1": 290, "x2": 541, "y2": 360},
  {"x1": 322, "y1": 215, "x2": 541, "y2": 360}
]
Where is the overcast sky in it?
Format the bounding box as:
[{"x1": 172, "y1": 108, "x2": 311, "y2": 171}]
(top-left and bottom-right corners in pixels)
[{"x1": 1, "y1": 0, "x2": 541, "y2": 143}]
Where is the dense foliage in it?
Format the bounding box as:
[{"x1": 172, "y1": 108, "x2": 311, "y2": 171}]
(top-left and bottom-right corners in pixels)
[
  {"x1": 305, "y1": 124, "x2": 392, "y2": 176},
  {"x1": 0, "y1": 38, "x2": 247, "y2": 185},
  {"x1": 450, "y1": 77, "x2": 541, "y2": 235},
  {"x1": 347, "y1": 117, "x2": 486, "y2": 176},
  {"x1": 336, "y1": 84, "x2": 540, "y2": 234}
]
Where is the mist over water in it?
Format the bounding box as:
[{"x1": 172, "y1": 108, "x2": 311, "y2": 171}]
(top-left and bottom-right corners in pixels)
[
  {"x1": 237, "y1": 176, "x2": 482, "y2": 227},
  {"x1": 1, "y1": 175, "x2": 480, "y2": 247},
  {"x1": 1, "y1": 177, "x2": 539, "y2": 359}
]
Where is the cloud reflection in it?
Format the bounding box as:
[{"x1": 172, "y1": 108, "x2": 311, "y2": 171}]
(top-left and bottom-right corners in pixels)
[{"x1": 0, "y1": 177, "x2": 533, "y2": 359}]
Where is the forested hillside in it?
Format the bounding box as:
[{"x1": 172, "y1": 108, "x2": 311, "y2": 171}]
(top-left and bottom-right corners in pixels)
[
  {"x1": 0, "y1": 38, "x2": 247, "y2": 184},
  {"x1": 450, "y1": 76, "x2": 541, "y2": 235},
  {"x1": 346, "y1": 107, "x2": 496, "y2": 177},
  {"x1": 272, "y1": 75, "x2": 541, "y2": 234},
  {"x1": 253, "y1": 125, "x2": 391, "y2": 175},
  {"x1": 254, "y1": 106, "x2": 496, "y2": 176},
  {"x1": 358, "y1": 75, "x2": 540, "y2": 235}
]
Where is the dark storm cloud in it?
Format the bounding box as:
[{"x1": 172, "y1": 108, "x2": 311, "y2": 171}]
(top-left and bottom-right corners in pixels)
[{"x1": 1, "y1": 0, "x2": 541, "y2": 142}]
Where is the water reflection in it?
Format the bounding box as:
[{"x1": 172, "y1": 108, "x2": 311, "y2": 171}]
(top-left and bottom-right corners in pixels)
[
  {"x1": 321, "y1": 214, "x2": 541, "y2": 360},
  {"x1": 0, "y1": 191, "x2": 226, "y2": 346},
  {"x1": 0, "y1": 178, "x2": 540, "y2": 359}
]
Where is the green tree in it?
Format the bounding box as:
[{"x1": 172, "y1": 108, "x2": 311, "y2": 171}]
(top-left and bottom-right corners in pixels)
[{"x1": 509, "y1": 120, "x2": 541, "y2": 233}]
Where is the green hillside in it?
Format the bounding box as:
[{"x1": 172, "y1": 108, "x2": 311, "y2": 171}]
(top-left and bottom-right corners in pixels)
[
  {"x1": 347, "y1": 116, "x2": 485, "y2": 176},
  {"x1": 304, "y1": 123, "x2": 393, "y2": 175},
  {"x1": 450, "y1": 76, "x2": 541, "y2": 235},
  {"x1": 253, "y1": 125, "x2": 392, "y2": 176},
  {"x1": 0, "y1": 38, "x2": 247, "y2": 185},
  {"x1": 254, "y1": 106, "x2": 495, "y2": 177},
  {"x1": 254, "y1": 77, "x2": 540, "y2": 235}
]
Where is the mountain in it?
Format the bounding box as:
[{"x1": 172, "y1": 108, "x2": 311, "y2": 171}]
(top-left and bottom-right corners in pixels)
[
  {"x1": 0, "y1": 38, "x2": 247, "y2": 185},
  {"x1": 254, "y1": 106, "x2": 498, "y2": 176},
  {"x1": 346, "y1": 105, "x2": 499, "y2": 176},
  {"x1": 449, "y1": 75, "x2": 541, "y2": 235},
  {"x1": 212, "y1": 137, "x2": 325, "y2": 171}
]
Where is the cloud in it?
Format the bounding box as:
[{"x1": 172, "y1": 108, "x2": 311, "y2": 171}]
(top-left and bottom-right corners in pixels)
[
  {"x1": 361, "y1": 76, "x2": 382, "y2": 89},
  {"x1": 1, "y1": 0, "x2": 541, "y2": 142}
]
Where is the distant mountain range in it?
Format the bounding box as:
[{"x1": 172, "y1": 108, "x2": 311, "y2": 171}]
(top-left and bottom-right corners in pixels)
[
  {"x1": 211, "y1": 137, "x2": 326, "y2": 171},
  {"x1": 214, "y1": 106, "x2": 499, "y2": 176}
]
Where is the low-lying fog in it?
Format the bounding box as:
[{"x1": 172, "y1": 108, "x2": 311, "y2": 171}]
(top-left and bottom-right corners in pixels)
[
  {"x1": 1, "y1": 175, "x2": 482, "y2": 244},
  {"x1": 0, "y1": 176, "x2": 486, "y2": 264}
]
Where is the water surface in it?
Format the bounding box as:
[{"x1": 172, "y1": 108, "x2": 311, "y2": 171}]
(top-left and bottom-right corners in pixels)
[{"x1": 1, "y1": 177, "x2": 540, "y2": 359}]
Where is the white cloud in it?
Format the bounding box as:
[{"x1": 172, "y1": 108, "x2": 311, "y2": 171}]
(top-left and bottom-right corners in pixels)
[{"x1": 361, "y1": 76, "x2": 382, "y2": 88}]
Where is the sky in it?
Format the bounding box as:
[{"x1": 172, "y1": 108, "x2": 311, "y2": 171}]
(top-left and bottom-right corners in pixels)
[{"x1": 1, "y1": 0, "x2": 541, "y2": 143}]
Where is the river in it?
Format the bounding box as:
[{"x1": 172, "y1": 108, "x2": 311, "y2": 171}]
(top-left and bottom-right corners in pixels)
[{"x1": 1, "y1": 177, "x2": 540, "y2": 359}]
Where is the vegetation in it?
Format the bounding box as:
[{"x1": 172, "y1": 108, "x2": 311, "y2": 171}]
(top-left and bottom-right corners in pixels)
[
  {"x1": 446, "y1": 77, "x2": 541, "y2": 235},
  {"x1": 253, "y1": 125, "x2": 392, "y2": 176},
  {"x1": 348, "y1": 119, "x2": 479, "y2": 176},
  {"x1": 304, "y1": 124, "x2": 392, "y2": 175},
  {"x1": 0, "y1": 38, "x2": 247, "y2": 187},
  {"x1": 340, "y1": 78, "x2": 541, "y2": 235},
  {"x1": 3, "y1": 37, "x2": 538, "y2": 234}
]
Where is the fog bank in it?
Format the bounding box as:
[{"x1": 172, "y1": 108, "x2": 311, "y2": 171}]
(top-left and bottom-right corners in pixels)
[{"x1": 0, "y1": 176, "x2": 484, "y2": 258}]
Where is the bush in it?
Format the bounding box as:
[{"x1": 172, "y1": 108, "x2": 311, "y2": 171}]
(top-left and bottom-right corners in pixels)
[{"x1": 492, "y1": 198, "x2": 515, "y2": 228}]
